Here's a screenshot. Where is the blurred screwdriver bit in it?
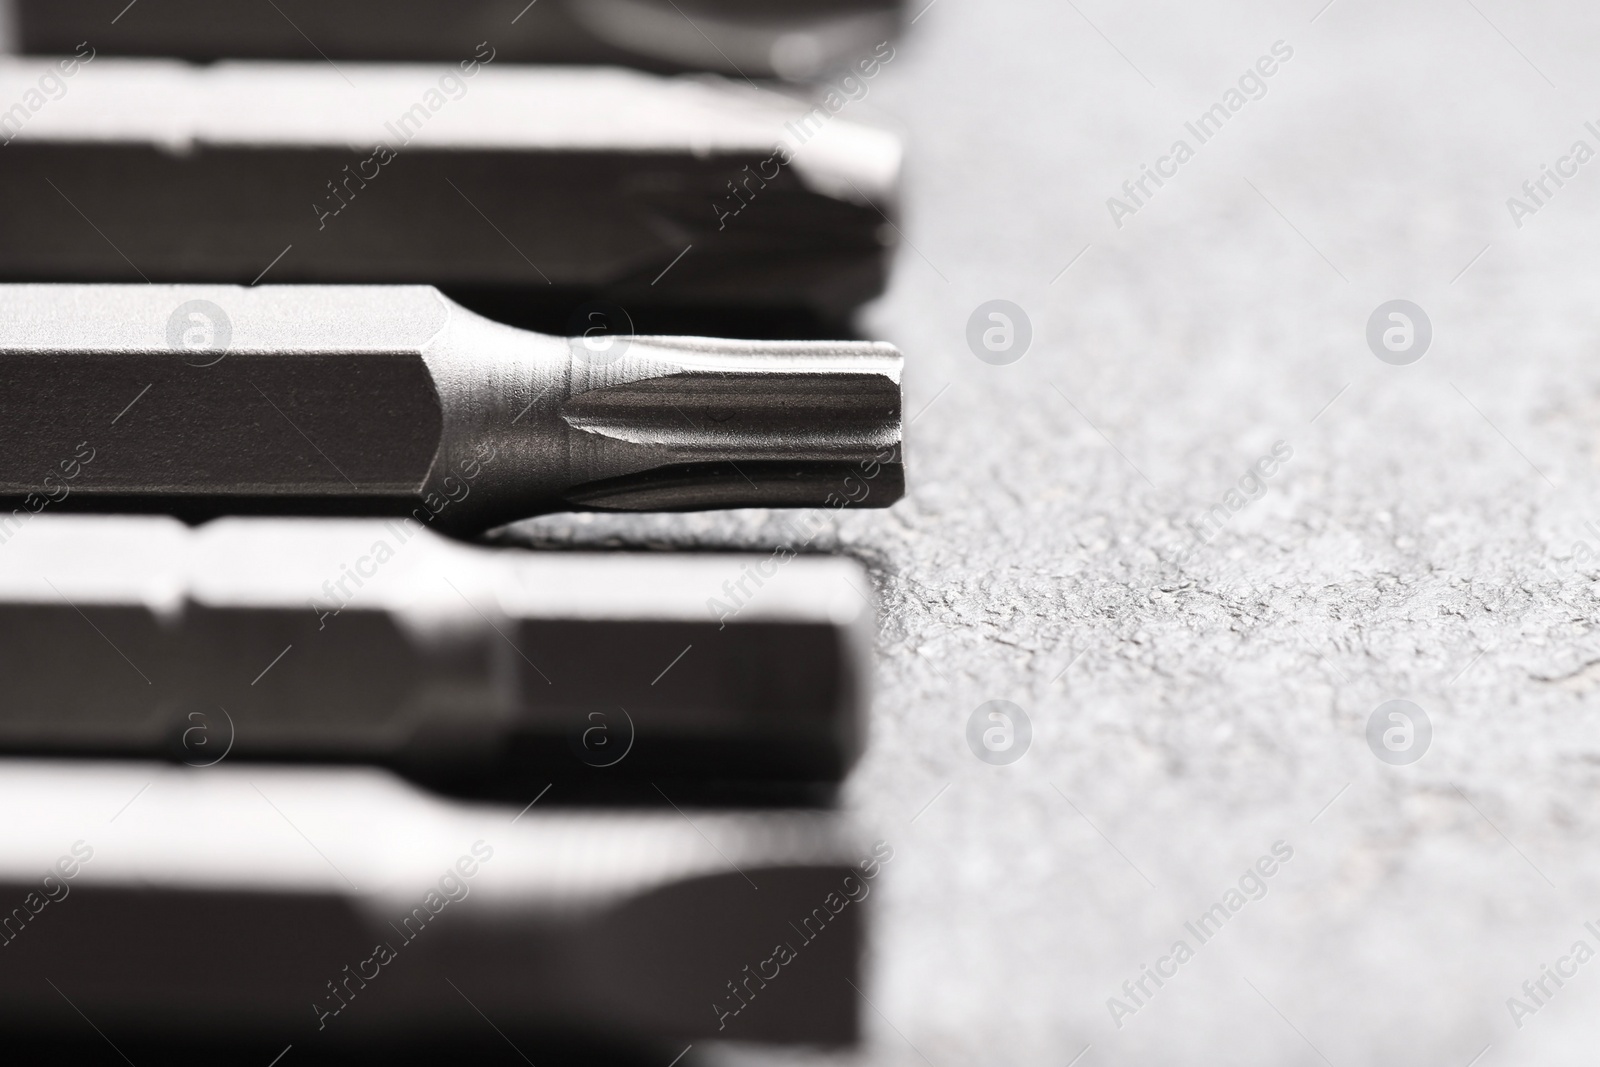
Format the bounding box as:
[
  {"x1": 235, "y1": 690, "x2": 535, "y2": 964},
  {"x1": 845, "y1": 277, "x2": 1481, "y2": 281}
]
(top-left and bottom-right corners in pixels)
[
  {"x1": 0, "y1": 514, "x2": 871, "y2": 794},
  {"x1": 18, "y1": 0, "x2": 903, "y2": 80},
  {"x1": 0, "y1": 58, "x2": 900, "y2": 319},
  {"x1": 0, "y1": 761, "x2": 877, "y2": 1047},
  {"x1": 0, "y1": 284, "x2": 903, "y2": 528}
]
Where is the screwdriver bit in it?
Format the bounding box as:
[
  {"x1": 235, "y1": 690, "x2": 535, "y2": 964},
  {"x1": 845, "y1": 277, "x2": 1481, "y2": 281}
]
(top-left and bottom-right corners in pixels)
[
  {"x1": 0, "y1": 58, "x2": 900, "y2": 318},
  {"x1": 0, "y1": 514, "x2": 871, "y2": 794},
  {"x1": 18, "y1": 0, "x2": 903, "y2": 80},
  {"x1": 0, "y1": 284, "x2": 903, "y2": 529},
  {"x1": 0, "y1": 760, "x2": 878, "y2": 1047}
]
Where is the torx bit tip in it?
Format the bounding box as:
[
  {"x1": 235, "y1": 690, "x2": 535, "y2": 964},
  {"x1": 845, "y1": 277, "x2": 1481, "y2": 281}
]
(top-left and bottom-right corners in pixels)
[{"x1": 0, "y1": 284, "x2": 905, "y2": 531}]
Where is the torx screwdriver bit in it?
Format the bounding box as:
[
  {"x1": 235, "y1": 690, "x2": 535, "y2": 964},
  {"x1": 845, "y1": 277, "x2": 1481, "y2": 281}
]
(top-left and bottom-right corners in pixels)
[
  {"x1": 0, "y1": 514, "x2": 871, "y2": 793},
  {"x1": 0, "y1": 284, "x2": 903, "y2": 530},
  {"x1": 18, "y1": 0, "x2": 903, "y2": 80},
  {"x1": 0, "y1": 58, "x2": 901, "y2": 318},
  {"x1": 0, "y1": 760, "x2": 878, "y2": 1047}
]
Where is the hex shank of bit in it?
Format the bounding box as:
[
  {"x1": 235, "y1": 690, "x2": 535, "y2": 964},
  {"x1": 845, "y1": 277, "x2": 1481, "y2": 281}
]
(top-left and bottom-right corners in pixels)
[
  {"x1": 0, "y1": 515, "x2": 870, "y2": 790},
  {"x1": 18, "y1": 0, "x2": 903, "y2": 79},
  {"x1": 0, "y1": 761, "x2": 868, "y2": 1045},
  {"x1": 0, "y1": 284, "x2": 904, "y2": 529},
  {"x1": 0, "y1": 58, "x2": 900, "y2": 315}
]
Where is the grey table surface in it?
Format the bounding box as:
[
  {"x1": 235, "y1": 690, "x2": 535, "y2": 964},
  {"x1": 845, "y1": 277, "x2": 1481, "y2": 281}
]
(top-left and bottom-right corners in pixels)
[
  {"x1": 515, "y1": 1, "x2": 1600, "y2": 1064},
  {"x1": 10, "y1": 0, "x2": 1600, "y2": 1063}
]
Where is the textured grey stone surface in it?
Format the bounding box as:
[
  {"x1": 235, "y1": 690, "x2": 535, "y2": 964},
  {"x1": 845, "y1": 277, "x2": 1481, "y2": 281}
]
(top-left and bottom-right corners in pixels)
[{"x1": 511, "y1": 1, "x2": 1600, "y2": 1063}]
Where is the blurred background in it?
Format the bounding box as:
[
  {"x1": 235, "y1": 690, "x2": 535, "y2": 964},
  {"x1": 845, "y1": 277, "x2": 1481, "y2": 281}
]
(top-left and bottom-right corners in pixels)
[{"x1": 11, "y1": 1, "x2": 1600, "y2": 1065}]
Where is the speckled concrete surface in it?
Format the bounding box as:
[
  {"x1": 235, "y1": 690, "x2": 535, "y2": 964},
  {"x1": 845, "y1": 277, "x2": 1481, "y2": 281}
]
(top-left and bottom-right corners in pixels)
[{"x1": 505, "y1": 1, "x2": 1600, "y2": 1064}]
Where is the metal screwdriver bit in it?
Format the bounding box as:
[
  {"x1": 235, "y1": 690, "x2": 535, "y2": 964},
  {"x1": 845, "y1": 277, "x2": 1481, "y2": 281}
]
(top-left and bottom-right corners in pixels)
[
  {"x1": 0, "y1": 514, "x2": 871, "y2": 793},
  {"x1": 18, "y1": 0, "x2": 903, "y2": 80},
  {"x1": 0, "y1": 761, "x2": 878, "y2": 1047},
  {"x1": 0, "y1": 58, "x2": 901, "y2": 318},
  {"x1": 0, "y1": 284, "x2": 903, "y2": 529}
]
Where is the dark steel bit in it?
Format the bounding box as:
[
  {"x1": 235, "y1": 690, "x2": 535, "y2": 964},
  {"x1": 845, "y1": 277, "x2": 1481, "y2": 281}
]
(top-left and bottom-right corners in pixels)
[
  {"x1": 0, "y1": 760, "x2": 883, "y2": 1047},
  {"x1": 0, "y1": 284, "x2": 903, "y2": 530},
  {"x1": 0, "y1": 514, "x2": 872, "y2": 793},
  {"x1": 18, "y1": 0, "x2": 903, "y2": 80},
  {"x1": 0, "y1": 58, "x2": 901, "y2": 318}
]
